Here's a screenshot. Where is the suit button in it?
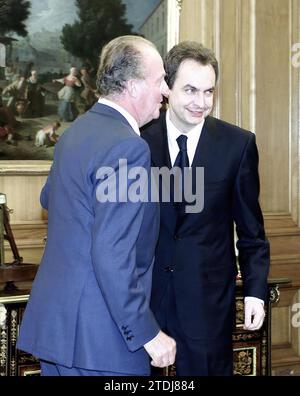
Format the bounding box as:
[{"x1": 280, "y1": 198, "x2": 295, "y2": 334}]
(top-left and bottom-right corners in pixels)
[
  {"x1": 164, "y1": 267, "x2": 174, "y2": 272},
  {"x1": 174, "y1": 234, "x2": 181, "y2": 240}
]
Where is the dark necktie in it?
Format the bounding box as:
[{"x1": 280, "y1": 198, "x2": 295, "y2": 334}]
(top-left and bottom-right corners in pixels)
[
  {"x1": 174, "y1": 134, "x2": 189, "y2": 169},
  {"x1": 172, "y1": 135, "x2": 189, "y2": 209}
]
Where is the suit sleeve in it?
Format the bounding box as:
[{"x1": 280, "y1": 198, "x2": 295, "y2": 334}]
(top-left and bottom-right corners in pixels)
[
  {"x1": 91, "y1": 137, "x2": 160, "y2": 352},
  {"x1": 40, "y1": 176, "x2": 50, "y2": 210},
  {"x1": 40, "y1": 148, "x2": 58, "y2": 210},
  {"x1": 40, "y1": 167, "x2": 53, "y2": 210},
  {"x1": 233, "y1": 133, "x2": 270, "y2": 301}
]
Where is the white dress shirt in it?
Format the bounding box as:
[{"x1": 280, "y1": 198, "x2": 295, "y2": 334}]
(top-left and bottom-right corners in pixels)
[
  {"x1": 166, "y1": 109, "x2": 204, "y2": 167},
  {"x1": 98, "y1": 97, "x2": 140, "y2": 136}
]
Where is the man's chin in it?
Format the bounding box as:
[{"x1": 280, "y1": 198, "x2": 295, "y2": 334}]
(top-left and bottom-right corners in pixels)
[
  {"x1": 186, "y1": 116, "x2": 204, "y2": 126},
  {"x1": 151, "y1": 109, "x2": 161, "y2": 121},
  {"x1": 142, "y1": 108, "x2": 163, "y2": 126}
]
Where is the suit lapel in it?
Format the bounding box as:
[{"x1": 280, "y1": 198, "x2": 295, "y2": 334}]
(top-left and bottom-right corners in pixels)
[
  {"x1": 191, "y1": 115, "x2": 219, "y2": 168},
  {"x1": 176, "y1": 116, "x2": 219, "y2": 230}
]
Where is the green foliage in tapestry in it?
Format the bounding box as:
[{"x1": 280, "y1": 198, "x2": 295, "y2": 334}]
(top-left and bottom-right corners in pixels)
[
  {"x1": 0, "y1": 0, "x2": 31, "y2": 37},
  {"x1": 61, "y1": 0, "x2": 135, "y2": 68}
]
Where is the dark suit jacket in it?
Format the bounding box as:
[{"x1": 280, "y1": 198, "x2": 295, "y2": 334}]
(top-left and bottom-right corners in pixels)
[
  {"x1": 141, "y1": 111, "x2": 270, "y2": 343},
  {"x1": 17, "y1": 103, "x2": 160, "y2": 375}
]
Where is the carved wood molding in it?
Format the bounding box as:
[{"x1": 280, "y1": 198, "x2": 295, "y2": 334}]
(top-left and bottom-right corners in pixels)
[
  {"x1": 0, "y1": 161, "x2": 51, "y2": 176},
  {"x1": 264, "y1": 212, "x2": 300, "y2": 234},
  {"x1": 10, "y1": 221, "x2": 48, "y2": 229},
  {"x1": 272, "y1": 345, "x2": 300, "y2": 368},
  {"x1": 176, "y1": 0, "x2": 182, "y2": 10},
  {"x1": 271, "y1": 254, "x2": 300, "y2": 264}
]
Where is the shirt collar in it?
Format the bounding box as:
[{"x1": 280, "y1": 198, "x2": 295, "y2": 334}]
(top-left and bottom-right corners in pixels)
[
  {"x1": 98, "y1": 97, "x2": 140, "y2": 136},
  {"x1": 166, "y1": 108, "x2": 204, "y2": 149}
]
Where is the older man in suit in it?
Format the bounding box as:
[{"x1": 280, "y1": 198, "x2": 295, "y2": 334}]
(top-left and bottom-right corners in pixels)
[
  {"x1": 141, "y1": 41, "x2": 270, "y2": 376},
  {"x1": 17, "y1": 35, "x2": 176, "y2": 376}
]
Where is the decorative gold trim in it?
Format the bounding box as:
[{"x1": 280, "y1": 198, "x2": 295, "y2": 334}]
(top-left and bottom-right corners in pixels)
[
  {"x1": 233, "y1": 331, "x2": 260, "y2": 342},
  {"x1": 163, "y1": 364, "x2": 176, "y2": 376},
  {"x1": 19, "y1": 354, "x2": 39, "y2": 364},
  {"x1": 236, "y1": 298, "x2": 244, "y2": 325},
  {"x1": 233, "y1": 346, "x2": 256, "y2": 376},
  {"x1": 0, "y1": 327, "x2": 8, "y2": 376},
  {"x1": 261, "y1": 336, "x2": 267, "y2": 375},
  {"x1": 23, "y1": 369, "x2": 41, "y2": 376},
  {"x1": 269, "y1": 285, "x2": 280, "y2": 303},
  {"x1": 10, "y1": 357, "x2": 16, "y2": 376},
  {"x1": 0, "y1": 295, "x2": 29, "y2": 305},
  {"x1": 10, "y1": 310, "x2": 17, "y2": 345}
]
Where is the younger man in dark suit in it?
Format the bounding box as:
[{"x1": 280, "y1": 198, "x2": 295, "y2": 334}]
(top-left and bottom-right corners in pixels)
[{"x1": 142, "y1": 41, "x2": 270, "y2": 375}]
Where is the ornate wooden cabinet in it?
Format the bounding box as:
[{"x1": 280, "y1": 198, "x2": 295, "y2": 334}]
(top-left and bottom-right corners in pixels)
[
  {"x1": 0, "y1": 287, "x2": 40, "y2": 376},
  {"x1": 233, "y1": 278, "x2": 289, "y2": 376},
  {"x1": 164, "y1": 278, "x2": 289, "y2": 376}
]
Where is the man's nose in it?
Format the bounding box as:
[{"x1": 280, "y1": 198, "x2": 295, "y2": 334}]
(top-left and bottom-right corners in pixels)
[{"x1": 194, "y1": 92, "x2": 205, "y2": 108}]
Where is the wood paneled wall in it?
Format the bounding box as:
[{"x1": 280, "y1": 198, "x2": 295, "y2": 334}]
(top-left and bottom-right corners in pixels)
[
  {"x1": 179, "y1": 0, "x2": 300, "y2": 375},
  {"x1": 0, "y1": 161, "x2": 49, "y2": 264}
]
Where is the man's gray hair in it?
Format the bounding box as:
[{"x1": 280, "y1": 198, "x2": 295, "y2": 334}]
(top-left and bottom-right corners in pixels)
[{"x1": 96, "y1": 35, "x2": 157, "y2": 96}]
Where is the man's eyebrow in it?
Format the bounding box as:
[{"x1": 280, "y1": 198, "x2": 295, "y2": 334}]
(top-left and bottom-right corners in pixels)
[
  {"x1": 183, "y1": 84, "x2": 215, "y2": 91},
  {"x1": 183, "y1": 84, "x2": 198, "y2": 90}
]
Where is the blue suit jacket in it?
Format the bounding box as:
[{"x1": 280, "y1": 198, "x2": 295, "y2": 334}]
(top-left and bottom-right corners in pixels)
[
  {"x1": 141, "y1": 112, "x2": 270, "y2": 344},
  {"x1": 17, "y1": 103, "x2": 160, "y2": 375}
]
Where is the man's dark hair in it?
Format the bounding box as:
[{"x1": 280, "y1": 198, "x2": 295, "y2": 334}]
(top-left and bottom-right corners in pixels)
[{"x1": 164, "y1": 41, "x2": 219, "y2": 89}]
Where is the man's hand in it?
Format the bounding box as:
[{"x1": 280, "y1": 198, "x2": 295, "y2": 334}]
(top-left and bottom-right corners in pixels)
[
  {"x1": 244, "y1": 298, "x2": 265, "y2": 330},
  {"x1": 0, "y1": 304, "x2": 7, "y2": 327},
  {"x1": 144, "y1": 330, "x2": 176, "y2": 368}
]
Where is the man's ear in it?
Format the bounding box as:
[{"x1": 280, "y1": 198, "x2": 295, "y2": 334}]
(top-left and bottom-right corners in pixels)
[{"x1": 125, "y1": 79, "x2": 139, "y2": 98}]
